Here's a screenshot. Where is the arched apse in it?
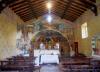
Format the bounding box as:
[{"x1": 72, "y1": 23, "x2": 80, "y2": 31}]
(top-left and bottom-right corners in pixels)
[{"x1": 31, "y1": 30, "x2": 70, "y2": 57}]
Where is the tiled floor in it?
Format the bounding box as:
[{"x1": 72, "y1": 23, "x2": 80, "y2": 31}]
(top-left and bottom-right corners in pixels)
[{"x1": 34, "y1": 64, "x2": 61, "y2": 72}]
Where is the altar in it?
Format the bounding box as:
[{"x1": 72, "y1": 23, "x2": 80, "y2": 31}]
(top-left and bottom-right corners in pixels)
[
  {"x1": 34, "y1": 49, "x2": 60, "y2": 56},
  {"x1": 34, "y1": 49, "x2": 60, "y2": 66}
]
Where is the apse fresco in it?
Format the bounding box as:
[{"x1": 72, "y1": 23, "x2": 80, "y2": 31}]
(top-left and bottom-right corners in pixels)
[{"x1": 16, "y1": 16, "x2": 74, "y2": 55}]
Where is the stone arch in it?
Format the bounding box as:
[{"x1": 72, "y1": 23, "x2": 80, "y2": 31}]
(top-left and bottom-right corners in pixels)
[{"x1": 31, "y1": 29, "x2": 70, "y2": 57}]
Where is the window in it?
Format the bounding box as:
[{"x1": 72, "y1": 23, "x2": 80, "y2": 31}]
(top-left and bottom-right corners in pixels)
[{"x1": 81, "y1": 22, "x2": 88, "y2": 39}]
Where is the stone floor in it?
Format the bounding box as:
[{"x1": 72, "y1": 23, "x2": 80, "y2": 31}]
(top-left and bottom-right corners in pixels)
[
  {"x1": 0, "y1": 64, "x2": 61, "y2": 72},
  {"x1": 34, "y1": 64, "x2": 61, "y2": 72}
]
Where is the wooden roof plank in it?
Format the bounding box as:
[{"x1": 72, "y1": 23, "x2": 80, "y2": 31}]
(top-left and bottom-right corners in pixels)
[
  {"x1": 61, "y1": 0, "x2": 73, "y2": 18},
  {"x1": 9, "y1": 0, "x2": 26, "y2": 7},
  {"x1": 11, "y1": 2, "x2": 29, "y2": 10},
  {"x1": 9, "y1": 0, "x2": 23, "y2": 6},
  {"x1": 14, "y1": 6, "x2": 30, "y2": 12},
  {"x1": 15, "y1": 8, "x2": 31, "y2": 13}
]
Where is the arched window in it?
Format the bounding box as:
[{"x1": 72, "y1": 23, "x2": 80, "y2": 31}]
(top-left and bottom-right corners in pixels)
[{"x1": 81, "y1": 22, "x2": 88, "y2": 39}]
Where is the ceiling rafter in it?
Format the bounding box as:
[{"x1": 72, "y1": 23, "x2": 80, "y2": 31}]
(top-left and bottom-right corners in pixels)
[
  {"x1": 9, "y1": 0, "x2": 23, "y2": 6},
  {"x1": 9, "y1": 0, "x2": 26, "y2": 7},
  {"x1": 22, "y1": 17, "x2": 32, "y2": 21},
  {"x1": 70, "y1": 6, "x2": 84, "y2": 13},
  {"x1": 31, "y1": 0, "x2": 45, "y2": 7},
  {"x1": 15, "y1": 8, "x2": 31, "y2": 13},
  {"x1": 17, "y1": 12, "x2": 33, "y2": 16},
  {"x1": 52, "y1": 8, "x2": 80, "y2": 18},
  {"x1": 52, "y1": 4, "x2": 83, "y2": 15},
  {"x1": 66, "y1": 10, "x2": 81, "y2": 16},
  {"x1": 20, "y1": 14, "x2": 32, "y2": 19},
  {"x1": 14, "y1": 6, "x2": 30, "y2": 12},
  {"x1": 11, "y1": 2, "x2": 29, "y2": 10},
  {"x1": 25, "y1": 0, "x2": 37, "y2": 18},
  {"x1": 61, "y1": 0, "x2": 74, "y2": 18},
  {"x1": 6, "y1": 0, "x2": 96, "y2": 22},
  {"x1": 79, "y1": 0, "x2": 97, "y2": 16},
  {"x1": 64, "y1": 15, "x2": 75, "y2": 21},
  {"x1": 68, "y1": 9, "x2": 82, "y2": 15},
  {"x1": 70, "y1": 5, "x2": 85, "y2": 12}
]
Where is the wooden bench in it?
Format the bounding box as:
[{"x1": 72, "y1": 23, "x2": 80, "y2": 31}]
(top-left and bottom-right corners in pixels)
[
  {"x1": 60, "y1": 57, "x2": 94, "y2": 72},
  {"x1": 0, "y1": 56, "x2": 35, "y2": 72},
  {"x1": 0, "y1": 60, "x2": 34, "y2": 72}
]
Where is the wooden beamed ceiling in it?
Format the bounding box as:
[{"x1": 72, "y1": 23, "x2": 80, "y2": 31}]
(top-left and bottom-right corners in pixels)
[{"x1": 0, "y1": 0, "x2": 97, "y2": 22}]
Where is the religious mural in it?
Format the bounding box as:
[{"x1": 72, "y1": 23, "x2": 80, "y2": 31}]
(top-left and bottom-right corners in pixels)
[{"x1": 16, "y1": 15, "x2": 74, "y2": 56}]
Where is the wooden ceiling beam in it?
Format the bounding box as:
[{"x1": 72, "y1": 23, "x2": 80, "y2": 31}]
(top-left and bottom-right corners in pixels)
[
  {"x1": 66, "y1": 10, "x2": 81, "y2": 16},
  {"x1": 17, "y1": 11, "x2": 32, "y2": 15},
  {"x1": 74, "y1": 0, "x2": 93, "y2": 9},
  {"x1": 79, "y1": 0, "x2": 96, "y2": 6},
  {"x1": 53, "y1": 9, "x2": 69, "y2": 17},
  {"x1": 71, "y1": 0, "x2": 88, "y2": 9},
  {"x1": 64, "y1": 15, "x2": 75, "y2": 21},
  {"x1": 30, "y1": 0, "x2": 84, "y2": 17},
  {"x1": 20, "y1": 16, "x2": 31, "y2": 19},
  {"x1": 67, "y1": 12, "x2": 80, "y2": 18},
  {"x1": 70, "y1": 5, "x2": 85, "y2": 12},
  {"x1": 25, "y1": 0, "x2": 37, "y2": 18},
  {"x1": 9, "y1": 0, "x2": 26, "y2": 7},
  {"x1": 36, "y1": 11, "x2": 47, "y2": 16},
  {"x1": 31, "y1": 0, "x2": 44, "y2": 4},
  {"x1": 14, "y1": 6, "x2": 30, "y2": 12},
  {"x1": 16, "y1": 12, "x2": 32, "y2": 15},
  {"x1": 57, "y1": 0, "x2": 68, "y2": 5},
  {"x1": 8, "y1": 0, "x2": 95, "y2": 22},
  {"x1": 68, "y1": 8, "x2": 83, "y2": 14},
  {"x1": 34, "y1": 6, "x2": 80, "y2": 19},
  {"x1": 22, "y1": 16, "x2": 31, "y2": 20},
  {"x1": 55, "y1": 2, "x2": 68, "y2": 10},
  {"x1": 10, "y1": 2, "x2": 28, "y2": 10},
  {"x1": 20, "y1": 15, "x2": 32, "y2": 19},
  {"x1": 71, "y1": 3, "x2": 87, "y2": 11},
  {"x1": 72, "y1": 2, "x2": 87, "y2": 9},
  {"x1": 70, "y1": 6, "x2": 84, "y2": 13},
  {"x1": 64, "y1": 14, "x2": 78, "y2": 20},
  {"x1": 79, "y1": 0, "x2": 97, "y2": 16},
  {"x1": 15, "y1": 8, "x2": 31, "y2": 13},
  {"x1": 9, "y1": 0, "x2": 23, "y2": 6},
  {"x1": 11, "y1": 4, "x2": 29, "y2": 11},
  {"x1": 51, "y1": 11, "x2": 62, "y2": 17},
  {"x1": 17, "y1": 12, "x2": 33, "y2": 17},
  {"x1": 33, "y1": 6, "x2": 45, "y2": 11},
  {"x1": 53, "y1": 6, "x2": 82, "y2": 15},
  {"x1": 22, "y1": 17, "x2": 32, "y2": 22},
  {"x1": 56, "y1": 1, "x2": 86, "y2": 11},
  {"x1": 56, "y1": 7, "x2": 82, "y2": 16},
  {"x1": 33, "y1": 1, "x2": 59, "y2": 10},
  {"x1": 63, "y1": 0, "x2": 89, "y2": 10},
  {"x1": 59, "y1": 0, "x2": 88, "y2": 12},
  {"x1": 86, "y1": 0, "x2": 96, "y2": 3},
  {"x1": 61, "y1": 0, "x2": 73, "y2": 18},
  {"x1": 31, "y1": 1, "x2": 45, "y2": 7}
]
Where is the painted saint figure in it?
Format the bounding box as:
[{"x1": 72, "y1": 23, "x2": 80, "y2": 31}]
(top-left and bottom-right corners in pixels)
[{"x1": 40, "y1": 42, "x2": 45, "y2": 49}]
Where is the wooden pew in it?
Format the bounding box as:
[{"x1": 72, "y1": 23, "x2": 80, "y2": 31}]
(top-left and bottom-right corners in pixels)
[
  {"x1": 0, "y1": 56, "x2": 35, "y2": 72},
  {"x1": 0, "y1": 60, "x2": 34, "y2": 72},
  {"x1": 60, "y1": 57, "x2": 93, "y2": 72}
]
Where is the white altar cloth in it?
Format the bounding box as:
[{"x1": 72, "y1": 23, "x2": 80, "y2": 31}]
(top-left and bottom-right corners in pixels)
[
  {"x1": 34, "y1": 49, "x2": 60, "y2": 66},
  {"x1": 34, "y1": 49, "x2": 60, "y2": 56},
  {"x1": 40, "y1": 54, "x2": 59, "y2": 64}
]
